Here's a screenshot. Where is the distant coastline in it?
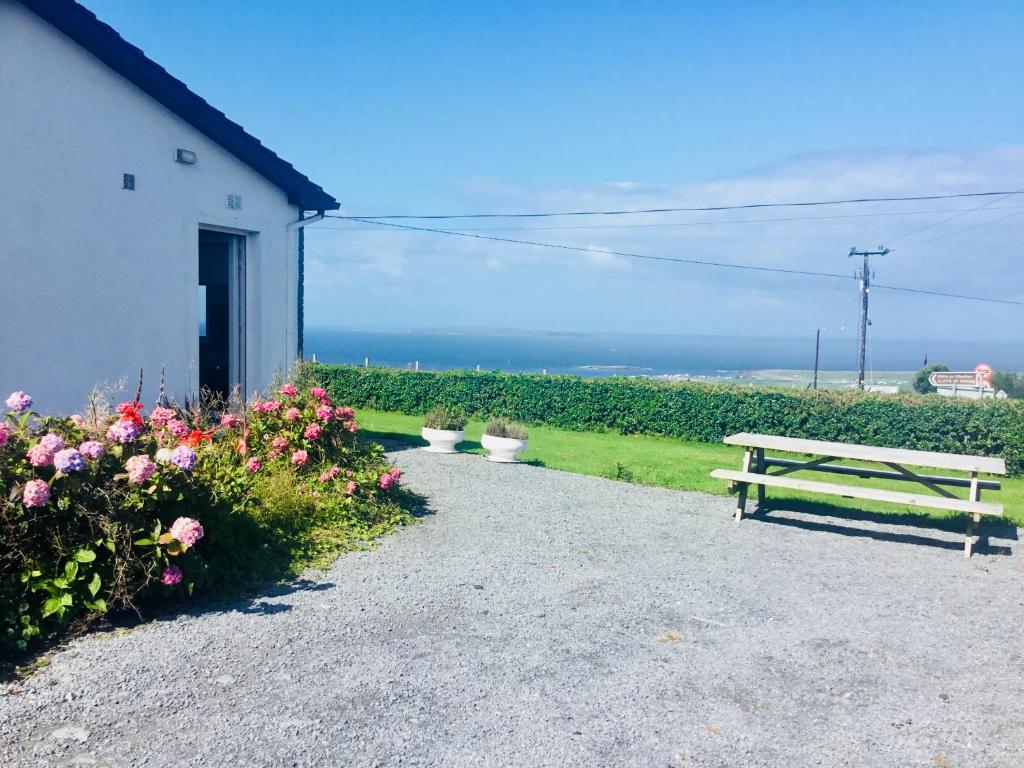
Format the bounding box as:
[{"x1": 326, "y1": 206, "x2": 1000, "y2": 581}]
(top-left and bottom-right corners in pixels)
[{"x1": 304, "y1": 327, "x2": 1022, "y2": 386}]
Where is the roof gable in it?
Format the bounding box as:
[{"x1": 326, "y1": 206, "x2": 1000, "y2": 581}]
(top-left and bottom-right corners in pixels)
[{"x1": 20, "y1": 0, "x2": 340, "y2": 212}]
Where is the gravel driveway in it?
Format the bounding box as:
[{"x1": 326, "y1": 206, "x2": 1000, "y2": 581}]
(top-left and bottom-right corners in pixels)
[{"x1": 2, "y1": 448, "x2": 1022, "y2": 767}]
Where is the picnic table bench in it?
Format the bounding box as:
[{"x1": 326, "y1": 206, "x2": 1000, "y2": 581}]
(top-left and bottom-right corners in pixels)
[{"x1": 710, "y1": 432, "x2": 1006, "y2": 557}]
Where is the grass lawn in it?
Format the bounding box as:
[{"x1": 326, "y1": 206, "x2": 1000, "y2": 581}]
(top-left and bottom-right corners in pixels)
[{"x1": 357, "y1": 408, "x2": 1023, "y2": 529}]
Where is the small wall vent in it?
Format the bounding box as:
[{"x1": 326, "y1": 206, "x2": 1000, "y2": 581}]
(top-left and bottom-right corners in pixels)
[
  {"x1": 122, "y1": 173, "x2": 135, "y2": 190},
  {"x1": 226, "y1": 194, "x2": 242, "y2": 210}
]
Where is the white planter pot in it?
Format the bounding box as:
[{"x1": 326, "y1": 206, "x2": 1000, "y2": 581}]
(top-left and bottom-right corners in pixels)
[
  {"x1": 481, "y1": 433, "x2": 528, "y2": 463},
  {"x1": 421, "y1": 427, "x2": 464, "y2": 453}
]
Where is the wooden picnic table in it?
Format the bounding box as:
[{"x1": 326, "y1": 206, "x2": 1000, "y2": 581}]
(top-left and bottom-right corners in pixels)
[{"x1": 710, "y1": 432, "x2": 1006, "y2": 557}]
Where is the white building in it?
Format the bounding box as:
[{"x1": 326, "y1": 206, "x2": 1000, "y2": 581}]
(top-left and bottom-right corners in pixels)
[{"x1": 0, "y1": 0, "x2": 339, "y2": 414}]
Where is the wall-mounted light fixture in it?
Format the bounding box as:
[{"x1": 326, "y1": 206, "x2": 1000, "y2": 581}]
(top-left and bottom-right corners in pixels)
[{"x1": 175, "y1": 148, "x2": 197, "y2": 164}]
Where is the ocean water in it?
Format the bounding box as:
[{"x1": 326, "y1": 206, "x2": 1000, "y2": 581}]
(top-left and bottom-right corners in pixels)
[{"x1": 304, "y1": 328, "x2": 1022, "y2": 379}]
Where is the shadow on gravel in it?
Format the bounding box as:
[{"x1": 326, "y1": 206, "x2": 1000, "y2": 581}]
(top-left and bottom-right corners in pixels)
[{"x1": 749, "y1": 499, "x2": 1017, "y2": 556}]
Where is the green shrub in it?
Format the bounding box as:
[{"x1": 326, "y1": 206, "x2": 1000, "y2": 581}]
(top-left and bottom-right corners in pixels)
[
  {"x1": 308, "y1": 364, "x2": 1024, "y2": 476},
  {"x1": 423, "y1": 406, "x2": 467, "y2": 431},
  {"x1": 484, "y1": 418, "x2": 528, "y2": 440},
  {"x1": 1, "y1": 382, "x2": 411, "y2": 655}
]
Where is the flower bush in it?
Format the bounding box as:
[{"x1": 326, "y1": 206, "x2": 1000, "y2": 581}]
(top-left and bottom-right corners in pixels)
[{"x1": 1, "y1": 381, "x2": 411, "y2": 655}]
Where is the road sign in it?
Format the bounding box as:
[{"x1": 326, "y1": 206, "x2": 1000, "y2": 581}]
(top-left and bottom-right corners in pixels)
[
  {"x1": 929, "y1": 372, "x2": 980, "y2": 387},
  {"x1": 929, "y1": 364, "x2": 995, "y2": 390}
]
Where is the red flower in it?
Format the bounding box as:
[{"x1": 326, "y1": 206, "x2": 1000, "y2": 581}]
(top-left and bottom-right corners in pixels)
[
  {"x1": 180, "y1": 428, "x2": 213, "y2": 448},
  {"x1": 115, "y1": 400, "x2": 145, "y2": 426}
]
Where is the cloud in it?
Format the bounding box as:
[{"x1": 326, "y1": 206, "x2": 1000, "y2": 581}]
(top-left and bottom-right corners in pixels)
[{"x1": 304, "y1": 145, "x2": 1024, "y2": 339}]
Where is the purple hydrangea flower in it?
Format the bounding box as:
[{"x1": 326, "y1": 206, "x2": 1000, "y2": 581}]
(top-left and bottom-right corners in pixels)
[
  {"x1": 0, "y1": 424, "x2": 11, "y2": 447},
  {"x1": 169, "y1": 445, "x2": 197, "y2": 471},
  {"x1": 39, "y1": 433, "x2": 64, "y2": 453},
  {"x1": 106, "y1": 420, "x2": 141, "y2": 444},
  {"x1": 5, "y1": 391, "x2": 32, "y2": 412},
  {"x1": 79, "y1": 441, "x2": 104, "y2": 460},
  {"x1": 53, "y1": 448, "x2": 85, "y2": 473}
]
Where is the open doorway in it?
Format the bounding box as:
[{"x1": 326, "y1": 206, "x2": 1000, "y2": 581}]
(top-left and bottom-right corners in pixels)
[{"x1": 198, "y1": 229, "x2": 246, "y2": 401}]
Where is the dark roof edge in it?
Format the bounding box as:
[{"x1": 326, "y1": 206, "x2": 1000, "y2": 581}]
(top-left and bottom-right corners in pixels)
[{"x1": 21, "y1": 0, "x2": 340, "y2": 211}]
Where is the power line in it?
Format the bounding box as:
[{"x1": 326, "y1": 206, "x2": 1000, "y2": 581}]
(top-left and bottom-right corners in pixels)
[
  {"x1": 324, "y1": 215, "x2": 1023, "y2": 306},
  {"x1": 892, "y1": 210, "x2": 1024, "y2": 252},
  {"x1": 874, "y1": 283, "x2": 1024, "y2": 306},
  {"x1": 315, "y1": 205, "x2": 1024, "y2": 232},
  {"x1": 330, "y1": 216, "x2": 850, "y2": 279},
  {"x1": 886, "y1": 187, "x2": 1024, "y2": 245},
  {"x1": 332, "y1": 190, "x2": 1023, "y2": 221}
]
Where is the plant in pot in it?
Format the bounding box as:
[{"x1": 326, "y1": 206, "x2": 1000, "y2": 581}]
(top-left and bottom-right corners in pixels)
[
  {"x1": 421, "y1": 406, "x2": 468, "y2": 453},
  {"x1": 481, "y1": 418, "x2": 529, "y2": 463}
]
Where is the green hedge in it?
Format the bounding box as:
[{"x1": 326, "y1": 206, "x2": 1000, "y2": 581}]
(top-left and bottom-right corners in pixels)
[{"x1": 310, "y1": 365, "x2": 1024, "y2": 476}]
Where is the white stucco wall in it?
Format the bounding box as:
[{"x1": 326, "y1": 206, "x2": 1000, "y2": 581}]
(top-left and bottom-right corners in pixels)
[{"x1": 0, "y1": 0, "x2": 302, "y2": 414}]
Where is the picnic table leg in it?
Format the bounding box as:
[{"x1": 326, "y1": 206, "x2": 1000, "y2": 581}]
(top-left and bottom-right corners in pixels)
[
  {"x1": 755, "y1": 448, "x2": 766, "y2": 512},
  {"x1": 735, "y1": 448, "x2": 753, "y2": 523},
  {"x1": 965, "y1": 473, "x2": 980, "y2": 558}
]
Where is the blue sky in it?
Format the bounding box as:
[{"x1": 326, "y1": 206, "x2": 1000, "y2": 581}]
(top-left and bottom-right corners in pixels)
[{"x1": 88, "y1": 1, "x2": 1024, "y2": 342}]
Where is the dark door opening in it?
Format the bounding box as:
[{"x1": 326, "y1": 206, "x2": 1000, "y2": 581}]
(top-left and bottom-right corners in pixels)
[{"x1": 198, "y1": 230, "x2": 245, "y2": 401}]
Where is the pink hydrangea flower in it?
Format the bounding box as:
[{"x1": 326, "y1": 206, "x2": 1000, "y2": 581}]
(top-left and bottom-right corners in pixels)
[
  {"x1": 39, "y1": 433, "x2": 64, "y2": 452},
  {"x1": 170, "y1": 516, "x2": 204, "y2": 548},
  {"x1": 27, "y1": 444, "x2": 54, "y2": 467},
  {"x1": 220, "y1": 413, "x2": 243, "y2": 428},
  {"x1": 0, "y1": 424, "x2": 10, "y2": 447},
  {"x1": 167, "y1": 420, "x2": 189, "y2": 438},
  {"x1": 379, "y1": 472, "x2": 394, "y2": 490},
  {"x1": 291, "y1": 449, "x2": 309, "y2": 467},
  {"x1": 125, "y1": 454, "x2": 157, "y2": 485},
  {"x1": 347, "y1": 422, "x2": 359, "y2": 434},
  {"x1": 79, "y1": 440, "x2": 104, "y2": 460},
  {"x1": 150, "y1": 406, "x2": 177, "y2": 426},
  {"x1": 253, "y1": 400, "x2": 282, "y2": 414},
  {"x1": 107, "y1": 420, "x2": 141, "y2": 443},
  {"x1": 304, "y1": 423, "x2": 322, "y2": 441},
  {"x1": 346, "y1": 480, "x2": 357, "y2": 495},
  {"x1": 319, "y1": 465, "x2": 341, "y2": 483},
  {"x1": 5, "y1": 391, "x2": 32, "y2": 412},
  {"x1": 335, "y1": 406, "x2": 355, "y2": 421},
  {"x1": 246, "y1": 457, "x2": 262, "y2": 473},
  {"x1": 69, "y1": 414, "x2": 85, "y2": 427},
  {"x1": 271, "y1": 436, "x2": 289, "y2": 451},
  {"x1": 279, "y1": 383, "x2": 297, "y2": 397},
  {"x1": 310, "y1": 386, "x2": 327, "y2": 401},
  {"x1": 284, "y1": 407, "x2": 301, "y2": 422},
  {"x1": 315, "y1": 405, "x2": 333, "y2": 422},
  {"x1": 389, "y1": 467, "x2": 402, "y2": 481},
  {"x1": 23, "y1": 479, "x2": 50, "y2": 508},
  {"x1": 161, "y1": 565, "x2": 183, "y2": 586}
]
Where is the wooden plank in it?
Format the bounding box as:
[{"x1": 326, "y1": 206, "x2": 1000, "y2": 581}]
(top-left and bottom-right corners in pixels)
[
  {"x1": 710, "y1": 469, "x2": 1003, "y2": 517},
  {"x1": 724, "y1": 432, "x2": 1006, "y2": 475},
  {"x1": 735, "y1": 449, "x2": 753, "y2": 522},
  {"x1": 762, "y1": 458, "x2": 1001, "y2": 490}
]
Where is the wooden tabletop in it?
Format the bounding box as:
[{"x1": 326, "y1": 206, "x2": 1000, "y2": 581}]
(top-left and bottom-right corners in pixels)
[{"x1": 724, "y1": 432, "x2": 1007, "y2": 475}]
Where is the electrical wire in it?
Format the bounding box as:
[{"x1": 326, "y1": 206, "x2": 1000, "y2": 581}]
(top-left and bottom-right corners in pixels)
[
  {"x1": 315, "y1": 205, "x2": 1024, "y2": 232},
  {"x1": 324, "y1": 216, "x2": 1024, "y2": 306},
  {"x1": 886, "y1": 187, "x2": 1024, "y2": 245},
  {"x1": 891, "y1": 210, "x2": 1024, "y2": 252},
  {"x1": 332, "y1": 190, "x2": 1023, "y2": 221}
]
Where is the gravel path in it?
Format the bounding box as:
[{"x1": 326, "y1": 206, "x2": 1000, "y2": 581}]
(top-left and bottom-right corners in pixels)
[{"x1": 2, "y1": 448, "x2": 1023, "y2": 767}]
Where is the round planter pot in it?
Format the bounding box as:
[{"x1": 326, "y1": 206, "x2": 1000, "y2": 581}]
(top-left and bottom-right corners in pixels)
[
  {"x1": 421, "y1": 427, "x2": 464, "y2": 453},
  {"x1": 481, "y1": 433, "x2": 528, "y2": 463}
]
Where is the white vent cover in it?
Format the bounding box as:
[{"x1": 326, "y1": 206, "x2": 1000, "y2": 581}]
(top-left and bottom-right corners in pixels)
[{"x1": 226, "y1": 194, "x2": 242, "y2": 210}]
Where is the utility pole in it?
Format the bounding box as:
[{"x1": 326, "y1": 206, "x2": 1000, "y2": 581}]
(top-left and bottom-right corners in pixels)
[
  {"x1": 812, "y1": 328, "x2": 821, "y2": 390},
  {"x1": 849, "y1": 246, "x2": 889, "y2": 390}
]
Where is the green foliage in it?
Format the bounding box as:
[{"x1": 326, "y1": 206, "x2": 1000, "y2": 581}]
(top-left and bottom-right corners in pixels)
[
  {"x1": 991, "y1": 371, "x2": 1024, "y2": 399},
  {"x1": 484, "y1": 418, "x2": 528, "y2": 440},
  {"x1": 309, "y1": 364, "x2": 1024, "y2": 477},
  {"x1": 1, "y1": 383, "x2": 412, "y2": 655},
  {"x1": 423, "y1": 406, "x2": 467, "y2": 431},
  {"x1": 913, "y1": 364, "x2": 949, "y2": 394}
]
